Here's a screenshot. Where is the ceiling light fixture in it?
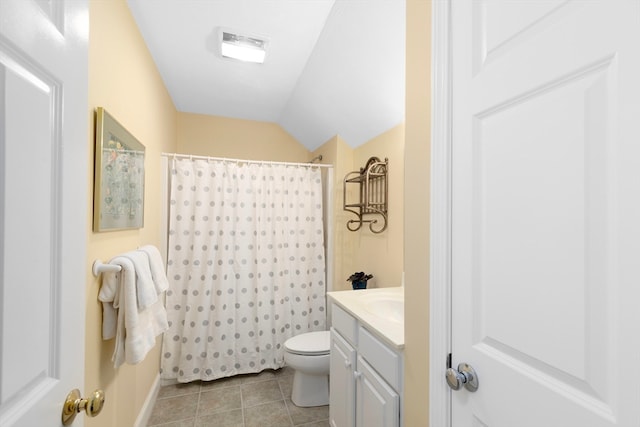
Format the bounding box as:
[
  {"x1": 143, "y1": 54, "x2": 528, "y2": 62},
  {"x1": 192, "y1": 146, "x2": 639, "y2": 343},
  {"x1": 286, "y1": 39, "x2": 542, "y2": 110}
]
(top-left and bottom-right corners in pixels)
[{"x1": 220, "y1": 31, "x2": 268, "y2": 64}]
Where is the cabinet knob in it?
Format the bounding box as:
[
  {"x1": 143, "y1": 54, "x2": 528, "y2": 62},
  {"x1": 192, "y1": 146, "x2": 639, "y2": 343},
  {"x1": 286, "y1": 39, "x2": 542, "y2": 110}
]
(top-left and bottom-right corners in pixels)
[
  {"x1": 354, "y1": 371, "x2": 362, "y2": 380},
  {"x1": 344, "y1": 360, "x2": 351, "y2": 368}
]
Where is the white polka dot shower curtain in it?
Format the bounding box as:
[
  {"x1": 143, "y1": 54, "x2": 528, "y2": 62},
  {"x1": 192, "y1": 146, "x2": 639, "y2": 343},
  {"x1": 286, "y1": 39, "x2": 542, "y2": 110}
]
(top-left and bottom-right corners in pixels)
[{"x1": 161, "y1": 157, "x2": 327, "y2": 383}]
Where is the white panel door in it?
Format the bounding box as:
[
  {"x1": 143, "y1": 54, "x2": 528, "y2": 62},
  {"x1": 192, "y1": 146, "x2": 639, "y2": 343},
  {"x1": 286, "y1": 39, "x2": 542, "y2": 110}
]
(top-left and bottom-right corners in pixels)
[
  {"x1": 451, "y1": 0, "x2": 640, "y2": 426},
  {"x1": 0, "y1": 1, "x2": 88, "y2": 426}
]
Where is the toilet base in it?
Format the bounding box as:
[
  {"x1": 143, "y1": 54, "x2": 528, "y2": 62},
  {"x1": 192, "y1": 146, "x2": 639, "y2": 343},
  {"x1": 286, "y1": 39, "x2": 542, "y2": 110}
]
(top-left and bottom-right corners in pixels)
[{"x1": 290, "y1": 371, "x2": 329, "y2": 407}]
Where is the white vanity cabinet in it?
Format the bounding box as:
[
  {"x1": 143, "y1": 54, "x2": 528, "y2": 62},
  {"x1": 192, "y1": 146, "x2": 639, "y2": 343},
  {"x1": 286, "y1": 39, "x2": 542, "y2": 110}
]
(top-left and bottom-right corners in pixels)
[
  {"x1": 356, "y1": 355, "x2": 399, "y2": 427},
  {"x1": 330, "y1": 328, "x2": 356, "y2": 427},
  {"x1": 329, "y1": 302, "x2": 403, "y2": 427}
]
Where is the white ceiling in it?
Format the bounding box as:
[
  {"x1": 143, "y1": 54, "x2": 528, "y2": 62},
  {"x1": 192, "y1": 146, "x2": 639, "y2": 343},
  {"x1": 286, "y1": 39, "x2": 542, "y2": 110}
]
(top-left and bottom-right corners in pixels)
[{"x1": 126, "y1": 0, "x2": 406, "y2": 151}]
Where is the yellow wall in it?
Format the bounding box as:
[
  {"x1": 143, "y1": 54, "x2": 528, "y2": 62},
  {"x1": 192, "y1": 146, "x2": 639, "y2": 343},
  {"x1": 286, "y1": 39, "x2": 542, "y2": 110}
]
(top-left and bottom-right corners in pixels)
[
  {"x1": 312, "y1": 126, "x2": 404, "y2": 293},
  {"x1": 86, "y1": 1, "x2": 177, "y2": 426},
  {"x1": 353, "y1": 124, "x2": 405, "y2": 288},
  {"x1": 311, "y1": 135, "x2": 356, "y2": 291},
  {"x1": 403, "y1": 0, "x2": 432, "y2": 425},
  {"x1": 177, "y1": 112, "x2": 310, "y2": 162}
]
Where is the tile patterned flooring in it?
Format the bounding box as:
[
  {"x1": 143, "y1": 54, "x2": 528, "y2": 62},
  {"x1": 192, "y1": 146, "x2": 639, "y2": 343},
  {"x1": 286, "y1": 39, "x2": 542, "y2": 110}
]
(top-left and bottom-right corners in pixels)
[{"x1": 147, "y1": 367, "x2": 330, "y2": 427}]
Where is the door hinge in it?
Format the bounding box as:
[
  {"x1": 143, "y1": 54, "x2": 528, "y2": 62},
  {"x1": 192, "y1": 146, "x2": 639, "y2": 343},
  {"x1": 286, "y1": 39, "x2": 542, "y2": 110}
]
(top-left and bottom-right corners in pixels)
[{"x1": 446, "y1": 352, "x2": 452, "y2": 369}]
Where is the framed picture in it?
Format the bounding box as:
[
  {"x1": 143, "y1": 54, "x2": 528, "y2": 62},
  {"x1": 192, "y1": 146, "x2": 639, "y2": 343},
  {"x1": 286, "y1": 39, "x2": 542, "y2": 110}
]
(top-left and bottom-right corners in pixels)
[{"x1": 93, "y1": 107, "x2": 145, "y2": 231}]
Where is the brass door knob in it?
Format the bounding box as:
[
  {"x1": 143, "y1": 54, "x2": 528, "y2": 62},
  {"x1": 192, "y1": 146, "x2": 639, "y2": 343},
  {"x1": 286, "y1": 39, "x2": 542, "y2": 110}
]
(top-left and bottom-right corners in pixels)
[{"x1": 61, "y1": 388, "x2": 105, "y2": 425}]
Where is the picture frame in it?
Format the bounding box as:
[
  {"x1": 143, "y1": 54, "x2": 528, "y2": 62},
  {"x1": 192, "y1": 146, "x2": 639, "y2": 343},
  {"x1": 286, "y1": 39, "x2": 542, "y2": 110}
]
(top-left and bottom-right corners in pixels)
[{"x1": 93, "y1": 107, "x2": 145, "y2": 232}]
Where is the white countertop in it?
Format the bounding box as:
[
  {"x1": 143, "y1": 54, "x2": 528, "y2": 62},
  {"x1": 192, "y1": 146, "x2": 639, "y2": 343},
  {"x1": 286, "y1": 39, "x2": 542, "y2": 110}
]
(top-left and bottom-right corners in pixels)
[{"x1": 327, "y1": 286, "x2": 404, "y2": 349}]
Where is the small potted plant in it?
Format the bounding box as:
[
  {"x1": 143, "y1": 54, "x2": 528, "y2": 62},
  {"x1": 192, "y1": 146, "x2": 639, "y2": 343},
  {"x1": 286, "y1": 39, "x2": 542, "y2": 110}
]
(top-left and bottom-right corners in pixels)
[{"x1": 347, "y1": 272, "x2": 373, "y2": 290}]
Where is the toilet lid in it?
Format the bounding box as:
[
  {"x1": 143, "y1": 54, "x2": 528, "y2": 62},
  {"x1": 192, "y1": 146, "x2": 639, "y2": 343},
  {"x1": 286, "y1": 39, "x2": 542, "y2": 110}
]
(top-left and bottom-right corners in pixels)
[{"x1": 284, "y1": 331, "x2": 330, "y2": 355}]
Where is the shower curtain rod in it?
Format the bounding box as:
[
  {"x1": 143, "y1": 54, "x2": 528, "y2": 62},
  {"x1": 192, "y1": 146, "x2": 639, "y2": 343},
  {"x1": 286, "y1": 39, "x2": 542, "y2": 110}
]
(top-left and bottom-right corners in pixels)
[{"x1": 161, "y1": 152, "x2": 333, "y2": 168}]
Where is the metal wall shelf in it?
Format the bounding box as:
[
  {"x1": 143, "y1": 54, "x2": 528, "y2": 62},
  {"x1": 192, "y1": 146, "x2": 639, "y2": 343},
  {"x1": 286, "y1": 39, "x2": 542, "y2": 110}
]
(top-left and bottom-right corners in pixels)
[{"x1": 343, "y1": 157, "x2": 388, "y2": 233}]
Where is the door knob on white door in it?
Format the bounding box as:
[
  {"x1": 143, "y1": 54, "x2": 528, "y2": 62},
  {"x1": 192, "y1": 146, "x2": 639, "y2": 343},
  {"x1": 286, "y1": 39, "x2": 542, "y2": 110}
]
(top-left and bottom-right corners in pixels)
[
  {"x1": 61, "y1": 388, "x2": 105, "y2": 425},
  {"x1": 446, "y1": 363, "x2": 478, "y2": 392}
]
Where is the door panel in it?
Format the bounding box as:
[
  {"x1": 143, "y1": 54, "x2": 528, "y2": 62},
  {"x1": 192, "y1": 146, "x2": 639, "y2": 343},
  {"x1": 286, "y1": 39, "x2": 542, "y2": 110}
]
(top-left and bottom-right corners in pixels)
[
  {"x1": 474, "y1": 0, "x2": 575, "y2": 73},
  {"x1": 2, "y1": 46, "x2": 58, "y2": 407},
  {"x1": 474, "y1": 64, "x2": 612, "y2": 383},
  {"x1": 0, "y1": 0, "x2": 88, "y2": 425},
  {"x1": 451, "y1": 0, "x2": 639, "y2": 425}
]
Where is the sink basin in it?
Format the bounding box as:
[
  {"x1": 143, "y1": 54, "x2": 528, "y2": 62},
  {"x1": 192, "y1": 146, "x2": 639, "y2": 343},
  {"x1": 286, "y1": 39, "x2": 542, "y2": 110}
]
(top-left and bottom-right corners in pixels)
[
  {"x1": 360, "y1": 293, "x2": 404, "y2": 323},
  {"x1": 328, "y1": 287, "x2": 405, "y2": 348},
  {"x1": 365, "y1": 300, "x2": 403, "y2": 323}
]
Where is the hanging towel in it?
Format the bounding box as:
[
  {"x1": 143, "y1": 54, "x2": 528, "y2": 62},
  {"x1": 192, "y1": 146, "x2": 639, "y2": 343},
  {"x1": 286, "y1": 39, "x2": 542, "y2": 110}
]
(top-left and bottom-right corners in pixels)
[
  {"x1": 98, "y1": 256, "x2": 169, "y2": 368},
  {"x1": 123, "y1": 250, "x2": 157, "y2": 309},
  {"x1": 98, "y1": 263, "x2": 121, "y2": 340},
  {"x1": 98, "y1": 256, "x2": 131, "y2": 367},
  {"x1": 137, "y1": 245, "x2": 169, "y2": 294}
]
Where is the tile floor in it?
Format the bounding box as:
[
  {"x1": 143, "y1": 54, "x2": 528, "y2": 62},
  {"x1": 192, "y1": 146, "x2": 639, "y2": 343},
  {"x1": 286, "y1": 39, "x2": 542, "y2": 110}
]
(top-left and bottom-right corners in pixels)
[{"x1": 147, "y1": 367, "x2": 330, "y2": 427}]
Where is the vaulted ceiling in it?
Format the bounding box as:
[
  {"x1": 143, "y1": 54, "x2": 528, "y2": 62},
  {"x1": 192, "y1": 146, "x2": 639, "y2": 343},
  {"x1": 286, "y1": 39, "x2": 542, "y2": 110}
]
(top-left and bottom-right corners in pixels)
[{"x1": 126, "y1": 0, "x2": 406, "y2": 151}]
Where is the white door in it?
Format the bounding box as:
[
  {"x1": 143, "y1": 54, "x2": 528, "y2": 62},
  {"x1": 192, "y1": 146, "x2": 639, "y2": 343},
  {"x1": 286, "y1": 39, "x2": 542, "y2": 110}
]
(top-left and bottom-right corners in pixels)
[
  {"x1": 0, "y1": 1, "x2": 88, "y2": 426},
  {"x1": 450, "y1": 0, "x2": 640, "y2": 426}
]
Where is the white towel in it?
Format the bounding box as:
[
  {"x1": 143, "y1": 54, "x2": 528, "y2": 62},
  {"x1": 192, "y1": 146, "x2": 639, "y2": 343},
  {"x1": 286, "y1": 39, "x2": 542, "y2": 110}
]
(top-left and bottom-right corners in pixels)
[
  {"x1": 123, "y1": 250, "x2": 157, "y2": 309},
  {"x1": 137, "y1": 245, "x2": 169, "y2": 294},
  {"x1": 97, "y1": 256, "x2": 132, "y2": 367},
  {"x1": 98, "y1": 255, "x2": 169, "y2": 368},
  {"x1": 98, "y1": 262, "x2": 121, "y2": 340}
]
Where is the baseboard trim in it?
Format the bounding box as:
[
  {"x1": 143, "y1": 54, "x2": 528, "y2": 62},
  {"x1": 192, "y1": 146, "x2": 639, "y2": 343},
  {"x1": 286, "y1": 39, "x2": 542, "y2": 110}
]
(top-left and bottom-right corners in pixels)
[{"x1": 134, "y1": 373, "x2": 161, "y2": 427}]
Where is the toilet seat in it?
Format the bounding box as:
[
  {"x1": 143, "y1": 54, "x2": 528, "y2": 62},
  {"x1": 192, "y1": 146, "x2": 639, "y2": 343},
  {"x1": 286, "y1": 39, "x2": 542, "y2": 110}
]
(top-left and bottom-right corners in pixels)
[{"x1": 284, "y1": 331, "x2": 330, "y2": 355}]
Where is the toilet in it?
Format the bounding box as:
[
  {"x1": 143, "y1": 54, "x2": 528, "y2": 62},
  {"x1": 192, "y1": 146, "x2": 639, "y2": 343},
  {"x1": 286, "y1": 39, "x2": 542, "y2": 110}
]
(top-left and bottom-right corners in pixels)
[{"x1": 283, "y1": 330, "x2": 331, "y2": 407}]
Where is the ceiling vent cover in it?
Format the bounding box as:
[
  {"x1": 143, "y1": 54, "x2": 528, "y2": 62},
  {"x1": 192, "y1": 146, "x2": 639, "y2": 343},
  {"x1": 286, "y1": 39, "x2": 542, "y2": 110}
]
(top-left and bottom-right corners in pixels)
[{"x1": 220, "y1": 30, "x2": 268, "y2": 64}]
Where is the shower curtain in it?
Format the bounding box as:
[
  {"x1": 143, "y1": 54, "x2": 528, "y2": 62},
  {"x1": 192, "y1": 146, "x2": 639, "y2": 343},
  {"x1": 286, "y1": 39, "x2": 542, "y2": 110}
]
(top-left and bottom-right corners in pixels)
[{"x1": 161, "y1": 157, "x2": 327, "y2": 383}]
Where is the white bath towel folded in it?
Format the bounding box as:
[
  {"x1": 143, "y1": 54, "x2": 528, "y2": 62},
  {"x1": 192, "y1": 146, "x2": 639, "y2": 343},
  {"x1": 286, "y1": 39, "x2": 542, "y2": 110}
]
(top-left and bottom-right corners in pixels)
[
  {"x1": 137, "y1": 245, "x2": 169, "y2": 294},
  {"x1": 98, "y1": 265, "x2": 120, "y2": 340},
  {"x1": 123, "y1": 250, "x2": 157, "y2": 309},
  {"x1": 98, "y1": 256, "x2": 169, "y2": 368}
]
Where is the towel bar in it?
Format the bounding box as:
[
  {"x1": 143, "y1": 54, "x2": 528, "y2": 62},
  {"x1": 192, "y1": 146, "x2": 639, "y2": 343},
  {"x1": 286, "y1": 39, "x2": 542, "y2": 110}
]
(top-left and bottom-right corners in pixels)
[{"x1": 92, "y1": 260, "x2": 122, "y2": 277}]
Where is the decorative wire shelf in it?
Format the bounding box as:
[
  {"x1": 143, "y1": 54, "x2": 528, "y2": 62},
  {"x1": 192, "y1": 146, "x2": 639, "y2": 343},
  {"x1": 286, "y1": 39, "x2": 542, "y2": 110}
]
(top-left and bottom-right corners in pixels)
[{"x1": 343, "y1": 157, "x2": 388, "y2": 233}]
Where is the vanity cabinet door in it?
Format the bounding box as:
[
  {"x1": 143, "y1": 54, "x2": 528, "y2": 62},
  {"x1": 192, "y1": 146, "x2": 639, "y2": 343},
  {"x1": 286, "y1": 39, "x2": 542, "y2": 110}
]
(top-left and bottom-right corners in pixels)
[
  {"x1": 330, "y1": 328, "x2": 356, "y2": 427},
  {"x1": 355, "y1": 356, "x2": 400, "y2": 427}
]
